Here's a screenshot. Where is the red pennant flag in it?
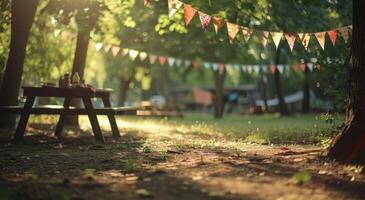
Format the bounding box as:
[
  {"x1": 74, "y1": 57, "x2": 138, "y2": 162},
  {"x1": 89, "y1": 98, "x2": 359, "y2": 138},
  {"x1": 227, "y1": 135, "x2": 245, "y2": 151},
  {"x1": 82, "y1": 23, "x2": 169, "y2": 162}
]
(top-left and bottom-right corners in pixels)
[
  {"x1": 144, "y1": 0, "x2": 150, "y2": 6},
  {"x1": 218, "y1": 64, "x2": 225, "y2": 74},
  {"x1": 270, "y1": 64, "x2": 277, "y2": 74},
  {"x1": 184, "y1": 4, "x2": 197, "y2": 26},
  {"x1": 227, "y1": 22, "x2": 240, "y2": 43},
  {"x1": 198, "y1": 11, "x2": 211, "y2": 30},
  {"x1": 327, "y1": 30, "x2": 337, "y2": 46},
  {"x1": 285, "y1": 33, "x2": 297, "y2": 51},
  {"x1": 315, "y1": 64, "x2": 321, "y2": 70},
  {"x1": 292, "y1": 64, "x2": 299, "y2": 73},
  {"x1": 159, "y1": 56, "x2": 167, "y2": 65},
  {"x1": 192, "y1": 61, "x2": 199, "y2": 69},
  {"x1": 111, "y1": 46, "x2": 120, "y2": 57},
  {"x1": 213, "y1": 17, "x2": 224, "y2": 33},
  {"x1": 300, "y1": 63, "x2": 306, "y2": 72}
]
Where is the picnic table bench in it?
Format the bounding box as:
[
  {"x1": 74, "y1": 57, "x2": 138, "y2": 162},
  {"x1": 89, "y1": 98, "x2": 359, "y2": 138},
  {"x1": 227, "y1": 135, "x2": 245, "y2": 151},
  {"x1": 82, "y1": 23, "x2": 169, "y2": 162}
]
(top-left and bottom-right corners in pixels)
[{"x1": 0, "y1": 86, "x2": 137, "y2": 143}]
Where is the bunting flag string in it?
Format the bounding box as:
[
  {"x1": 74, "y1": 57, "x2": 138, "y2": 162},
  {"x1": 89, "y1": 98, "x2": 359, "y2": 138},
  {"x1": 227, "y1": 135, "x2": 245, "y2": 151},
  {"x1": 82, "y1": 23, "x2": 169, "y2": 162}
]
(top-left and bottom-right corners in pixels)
[{"x1": 160, "y1": 0, "x2": 351, "y2": 51}]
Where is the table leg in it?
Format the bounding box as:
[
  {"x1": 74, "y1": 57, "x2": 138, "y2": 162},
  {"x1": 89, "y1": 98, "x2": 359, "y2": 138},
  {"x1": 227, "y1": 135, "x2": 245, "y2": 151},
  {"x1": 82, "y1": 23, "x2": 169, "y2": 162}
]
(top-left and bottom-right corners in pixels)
[
  {"x1": 82, "y1": 97, "x2": 105, "y2": 143},
  {"x1": 55, "y1": 97, "x2": 71, "y2": 138},
  {"x1": 101, "y1": 96, "x2": 120, "y2": 138},
  {"x1": 13, "y1": 95, "x2": 35, "y2": 142}
]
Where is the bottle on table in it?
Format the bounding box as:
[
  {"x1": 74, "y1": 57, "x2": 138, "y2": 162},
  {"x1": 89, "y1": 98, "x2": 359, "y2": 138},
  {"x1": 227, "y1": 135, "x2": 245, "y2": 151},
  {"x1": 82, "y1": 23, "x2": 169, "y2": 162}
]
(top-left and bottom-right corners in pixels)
[{"x1": 72, "y1": 72, "x2": 80, "y2": 86}]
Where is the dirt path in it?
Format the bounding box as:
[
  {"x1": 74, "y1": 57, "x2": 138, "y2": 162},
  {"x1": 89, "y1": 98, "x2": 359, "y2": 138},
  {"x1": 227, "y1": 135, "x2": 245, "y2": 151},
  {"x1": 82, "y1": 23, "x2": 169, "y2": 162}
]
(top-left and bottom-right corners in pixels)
[{"x1": 0, "y1": 123, "x2": 364, "y2": 200}]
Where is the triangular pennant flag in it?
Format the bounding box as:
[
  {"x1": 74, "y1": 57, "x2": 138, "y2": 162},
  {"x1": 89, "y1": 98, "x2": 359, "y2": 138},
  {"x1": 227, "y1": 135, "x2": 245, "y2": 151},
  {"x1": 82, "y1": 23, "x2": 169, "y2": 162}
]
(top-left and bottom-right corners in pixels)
[
  {"x1": 315, "y1": 64, "x2": 321, "y2": 70},
  {"x1": 307, "y1": 63, "x2": 314, "y2": 71},
  {"x1": 218, "y1": 64, "x2": 225, "y2": 74},
  {"x1": 175, "y1": 59, "x2": 183, "y2": 66},
  {"x1": 212, "y1": 63, "x2": 219, "y2": 70},
  {"x1": 54, "y1": 29, "x2": 62, "y2": 37},
  {"x1": 327, "y1": 30, "x2": 337, "y2": 46},
  {"x1": 95, "y1": 43, "x2": 103, "y2": 52},
  {"x1": 167, "y1": 57, "x2": 175, "y2": 66},
  {"x1": 192, "y1": 61, "x2": 199, "y2": 69},
  {"x1": 213, "y1": 17, "x2": 224, "y2": 33},
  {"x1": 198, "y1": 11, "x2": 211, "y2": 31},
  {"x1": 203, "y1": 62, "x2": 211, "y2": 69},
  {"x1": 292, "y1": 64, "x2": 299, "y2": 73},
  {"x1": 159, "y1": 56, "x2": 167, "y2": 65},
  {"x1": 270, "y1": 32, "x2": 283, "y2": 49},
  {"x1": 121, "y1": 48, "x2": 129, "y2": 56},
  {"x1": 111, "y1": 46, "x2": 120, "y2": 56},
  {"x1": 168, "y1": 0, "x2": 183, "y2": 18},
  {"x1": 104, "y1": 44, "x2": 112, "y2": 53},
  {"x1": 261, "y1": 66, "x2": 268, "y2": 73},
  {"x1": 144, "y1": 0, "x2": 150, "y2": 6},
  {"x1": 270, "y1": 64, "x2": 277, "y2": 74},
  {"x1": 253, "y1": 65, "x2": 261, "y2": 74},
  {"x1": 183, "y1": 4, "x2": 197, "y2": 27},
  {"x1": 129, "y1": 50, "x2": 139, "y2": 60},
  {"x1": 242, "y1": 27, "x2": 253, "y2": 42},
  {"x1": 149, "y1": 54, "x2": 157, "y2": 64},
  {"x1": 184, "y1": 60, "x2": 192, "y2": 67},
  {"x1": 277, "y1": 64, "x2": 284, "y2": 74},
  {"x1": 139, "y1": 52, "x2": 148, "y2": 61},
  {"x1": 298, "y1": 33, "x2": 311, "y2": 51},
  {"x1": 241, "y1": 65, "x2": 247, "y2": 73},
  {"x1": 315, "y1": 32, "x2": 326, "y2": 50},
  {"x1": 260, "y1": 31, "x2": 270, "y2": 48},
  {"x1": 285, "y1": 33, "x2": 297, "y2": 51},
  {"x1": 227, "y1": 22, "x2": 240, "y2": 43},
  {"x1": 246, "y1": 65, "x2": 253, "y2": 74},
  {"x1": 338, "y1": 27, "x2": 350, "y2": 43}
]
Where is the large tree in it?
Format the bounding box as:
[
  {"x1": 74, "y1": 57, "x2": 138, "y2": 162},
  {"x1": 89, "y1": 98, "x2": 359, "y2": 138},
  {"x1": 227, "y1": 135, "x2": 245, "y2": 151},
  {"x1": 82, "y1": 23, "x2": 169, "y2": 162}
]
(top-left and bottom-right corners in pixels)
[
  {"x1": 0, "y1": 0, "x2": 39, "y2": 128},
  {"x1": 326, "y1": 0, "x2": 365, "y2": 164}
]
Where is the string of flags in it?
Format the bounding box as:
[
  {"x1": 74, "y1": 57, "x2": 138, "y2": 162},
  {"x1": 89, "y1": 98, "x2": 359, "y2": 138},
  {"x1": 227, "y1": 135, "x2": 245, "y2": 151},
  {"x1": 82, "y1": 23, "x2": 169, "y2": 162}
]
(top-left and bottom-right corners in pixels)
[
  {"x1": 93, "y1": 41, "x2": 320, "y2": 76},
  {"x1": 148, "y1": 0, "x2": 352, "y2": 51}
]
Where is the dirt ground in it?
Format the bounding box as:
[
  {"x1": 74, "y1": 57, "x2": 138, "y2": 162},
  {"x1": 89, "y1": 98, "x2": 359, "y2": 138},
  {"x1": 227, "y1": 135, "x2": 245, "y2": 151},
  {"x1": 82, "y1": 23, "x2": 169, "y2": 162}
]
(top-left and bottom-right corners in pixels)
[{"x1": 0, "y1": 122, "x2": 364, "y2": 200}]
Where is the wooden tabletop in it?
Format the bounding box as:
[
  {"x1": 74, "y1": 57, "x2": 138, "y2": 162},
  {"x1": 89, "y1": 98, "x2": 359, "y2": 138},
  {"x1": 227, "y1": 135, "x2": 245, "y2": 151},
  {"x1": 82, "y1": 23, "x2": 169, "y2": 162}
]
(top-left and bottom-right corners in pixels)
[{"x1": 21, "y1": 86, "x2": 113, "y2": 98}]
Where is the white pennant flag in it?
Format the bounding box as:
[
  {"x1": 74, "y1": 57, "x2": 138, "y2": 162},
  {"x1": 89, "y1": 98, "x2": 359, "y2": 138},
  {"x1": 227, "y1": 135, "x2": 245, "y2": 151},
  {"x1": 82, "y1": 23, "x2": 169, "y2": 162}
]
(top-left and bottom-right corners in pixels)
[
  {"x1": 175, "y1": 59, "x2": 183, "y2": 66},
  {"x1": 241, "y1": 65, "x2": 247, "y2": 72},
  {"x1": 247, "y1": 65, "x2": 253, "y2": 74},
  {"x1": 168, "y1": 0, "x2": 183, "y2": 18},
  {"x1": 95, "y1": 43, "x2": 103, "y2": 52},
  {"x1": 129, "y1": 50, "x2": 139, "y2": 60},
  {"x1": 203, "y1": 62, "x2": 211, "y2": 69},
  {"x1": 212, "y1": 63, "x2": 219, "y2": 70},
  {"x1": 261, "y1": 66, "x2": 268, "y2": 73},
  {"x1": 167, "y1": 57, "x2": 176, "y2": 66},
  {"x1": 253, "y1": 65, "x2": 261, "y2": 74},
  {"x1": 184, "y1": 60, "x2": 192, "y2": 67},
  {"x1": 270, "y1": 32, "x2": 283, "y2": 49},
  {"x1": 149, "y1": 54, "x2": 158, "y2": 64},
  {"x1": 104, "y1": 44, "x2": 112, "y2": 53},
  {"x1": 307, "y1": 63, "x2": 314, "y2": 71},
  {"x1": 121, "y1": 48, "x2": 129, "y2": 56},
  {"x1": 139, "y1": 52, "x2": 148, "y2": 61},
  {"x1": 277, "y1": 64, "x2": 285, "y2": 74}
]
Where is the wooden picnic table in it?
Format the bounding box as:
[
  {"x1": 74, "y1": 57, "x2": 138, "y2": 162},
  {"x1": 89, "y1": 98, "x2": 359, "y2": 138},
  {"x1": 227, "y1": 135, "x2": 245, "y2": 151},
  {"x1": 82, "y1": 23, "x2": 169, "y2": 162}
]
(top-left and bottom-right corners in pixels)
[{"x1": 4, "y1": 86, "x2": 126, "y2": 143}]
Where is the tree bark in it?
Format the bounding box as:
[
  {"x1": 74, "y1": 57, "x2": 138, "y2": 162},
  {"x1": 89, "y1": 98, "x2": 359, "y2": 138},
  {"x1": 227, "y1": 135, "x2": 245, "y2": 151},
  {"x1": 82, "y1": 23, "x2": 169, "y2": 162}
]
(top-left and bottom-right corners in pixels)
[
  {"x1": 273, "y1": 50, "x2": 289, "y2": 116},
  {"x1": 118, "y1": 77, "x2": 131, "y2": 106},
  {"x1": 0, "y1": 0, "x2": 39, "y2": 128},
  {"x1": 326, "y1": 0, "x2": 365, "y2": 165},
  {"x1": 64, "y1": 31, "x2": 90, "y2": 127},
  {"x1": 213, "y1": 69, "x2": 226, "y2": 119},
  {"x1": 302, "y1": 64, "x2": 310, "y2": 113}
]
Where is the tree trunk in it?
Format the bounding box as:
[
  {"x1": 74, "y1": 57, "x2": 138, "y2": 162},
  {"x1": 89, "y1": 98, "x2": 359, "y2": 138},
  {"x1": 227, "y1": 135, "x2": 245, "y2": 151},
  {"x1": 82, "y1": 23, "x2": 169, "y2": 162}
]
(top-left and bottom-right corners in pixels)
[
  {"x1": 326, "y1": 0, "x2": 365, "y2": 165},
  {"x1": 118, "y1": 77, "x2": 130, "y2": 106},
  {"x1": 213, "y1": 69, "x2": 225, "y2": 119},
  {"x1": 302, "y1": 64, "x2": 310, "y2": 113},
  {"x1": 64, "y1": 31, "x2": 90, "y2": 127},
  {"x1": 0, "y1": 0, "x2": 39, "y2": 128},
  {"x1": 273, "y1": 50, "x2": 289, "y2": 116}
]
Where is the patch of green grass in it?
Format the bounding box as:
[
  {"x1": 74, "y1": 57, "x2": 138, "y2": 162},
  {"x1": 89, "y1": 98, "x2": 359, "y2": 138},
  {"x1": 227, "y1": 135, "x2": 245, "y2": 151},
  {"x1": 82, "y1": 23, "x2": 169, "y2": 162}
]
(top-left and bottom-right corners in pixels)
[{"x1": 122, "y1": 159, "x2": 140, "y2": 172}]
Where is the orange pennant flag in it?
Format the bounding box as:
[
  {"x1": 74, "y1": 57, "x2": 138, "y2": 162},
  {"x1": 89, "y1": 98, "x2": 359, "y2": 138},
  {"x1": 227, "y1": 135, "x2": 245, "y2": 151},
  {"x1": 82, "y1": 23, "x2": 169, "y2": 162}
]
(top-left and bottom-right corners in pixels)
[
  {"x1": 159, "y1": 56, "x2": 167, "y2": 65},
  {"x1": 198, "y1": 11, "x2": 211, "y2": 30},
  {"x1": 111, "y1": 46, "x2": 120, "y2": 56},
  {"x1": 213, "y1": 17, "x2": 224, "y2": 33},
  {"x1": 144, "y1": 0, "x2": 150, "y2": 6},
  {"x1": 270, "y1": 32, "x2": 283, "y2": 49},
  {"x1": 298, "y1": 33, "x2": 311, "y2": 51},
  {"x1": 242, "y1": 27, "x2": 253, "y2": 42},
  {"x1": 227, "y1": 22, "x2": 240, "y2": 43},
  {"x1": 315, "y1": 32, "x2": 326, "y2": 50},
  {"x1": 327, "y1": 30, "x2": 337, "y2": 46},
  {"x1": 260, "y1": 31, "x2": 270, "y2": 48},
  {"x1": 338, "y1": 27, "x2": 350, "y2": 43},
  {"x1": 183, "y1": 4, "x2": 197, "y2": 26},
  {"x1": 270, "y1": 64, "x2": 277, "y2": 74},
  {"x1": 285, "y1": 33, "x2": 297, "y2": 52},
  {"x1": 292, "y1": 64, "x2": 299, "y2": 73}
]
